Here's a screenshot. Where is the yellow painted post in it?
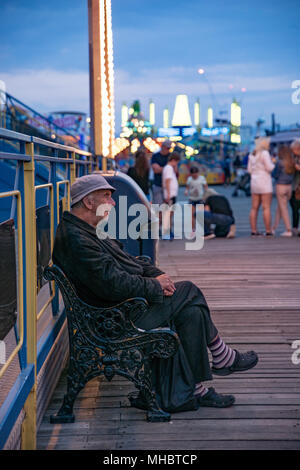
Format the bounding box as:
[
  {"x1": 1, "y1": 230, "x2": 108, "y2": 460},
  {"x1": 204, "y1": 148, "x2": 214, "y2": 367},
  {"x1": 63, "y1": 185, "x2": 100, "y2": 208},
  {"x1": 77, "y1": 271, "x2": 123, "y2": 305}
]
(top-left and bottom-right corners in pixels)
[
  {"x1": 102, "y1": 155, "x2": 107, "y2": 172},
  {"x1": 70, "y1": 151, "x2": 76, "y2": 185},
  {"x1": 88, "y1": 154, "x2": 93, "y2": 174},
  {"x1": 21, "y1": 142, "x2": 37, "y2": 450}
]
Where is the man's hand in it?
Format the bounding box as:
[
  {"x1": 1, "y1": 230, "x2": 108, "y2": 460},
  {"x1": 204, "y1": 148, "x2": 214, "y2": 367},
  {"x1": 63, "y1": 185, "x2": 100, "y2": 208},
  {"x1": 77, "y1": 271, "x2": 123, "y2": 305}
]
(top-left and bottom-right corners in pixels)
[
  {"x1": 152, "y1": 163, "x2": 163, "y2": 174},
  {"x1": 156, "y1": 274, "x2": 176, "y2": 296}
]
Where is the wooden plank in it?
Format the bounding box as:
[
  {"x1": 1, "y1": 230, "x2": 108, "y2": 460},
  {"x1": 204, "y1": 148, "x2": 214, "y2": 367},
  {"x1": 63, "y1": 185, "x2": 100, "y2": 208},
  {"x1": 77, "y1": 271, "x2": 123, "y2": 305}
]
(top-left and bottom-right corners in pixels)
[
  {"x1": 115, "y1": 440, "x2": 300, "y2": 450},
  {"x1": 42, "y1": 405, "x2": 300, "y2": 422},
  {"x1": 117, "y1": 419, "x2": 300, "y2": 440}
]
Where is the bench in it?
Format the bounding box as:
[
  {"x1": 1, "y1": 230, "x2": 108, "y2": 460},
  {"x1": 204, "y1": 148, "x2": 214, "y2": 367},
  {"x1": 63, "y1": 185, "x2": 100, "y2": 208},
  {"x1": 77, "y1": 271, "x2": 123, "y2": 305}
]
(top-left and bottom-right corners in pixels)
[{"x1": 43, "y1": 262, "x2": 180, "y2": 423}]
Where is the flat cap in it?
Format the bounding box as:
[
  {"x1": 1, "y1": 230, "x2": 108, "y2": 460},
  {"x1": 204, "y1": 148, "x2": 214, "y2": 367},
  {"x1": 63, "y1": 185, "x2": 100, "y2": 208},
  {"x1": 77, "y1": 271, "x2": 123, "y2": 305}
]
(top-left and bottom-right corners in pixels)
[{"x1": 70, "y1": 174, "x2": 116, "y2": 207}]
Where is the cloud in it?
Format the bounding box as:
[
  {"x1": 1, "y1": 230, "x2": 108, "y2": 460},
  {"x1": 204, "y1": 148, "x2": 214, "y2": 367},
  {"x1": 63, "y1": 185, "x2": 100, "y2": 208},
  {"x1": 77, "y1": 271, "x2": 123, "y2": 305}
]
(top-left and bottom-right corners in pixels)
[
  {"x1": 115, "y1": 63, "x2": 292, "y2": 98},
  {"x1": 0, "y1": 64, "x2": 298, "y2": 127},
  {"x1": 0, "y1": 68, "x2": 89, "y2": 113}
]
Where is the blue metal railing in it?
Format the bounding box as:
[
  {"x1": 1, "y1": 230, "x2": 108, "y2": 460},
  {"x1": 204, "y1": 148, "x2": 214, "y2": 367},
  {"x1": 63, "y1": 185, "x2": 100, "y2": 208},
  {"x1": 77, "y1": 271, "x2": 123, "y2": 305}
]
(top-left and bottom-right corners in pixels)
[
  {"x1": 0, "y1": 92, "x2": 90, "y2": 151},
  {"x1": 0, "y1": 127, "x2": 98, "y2": 449}
]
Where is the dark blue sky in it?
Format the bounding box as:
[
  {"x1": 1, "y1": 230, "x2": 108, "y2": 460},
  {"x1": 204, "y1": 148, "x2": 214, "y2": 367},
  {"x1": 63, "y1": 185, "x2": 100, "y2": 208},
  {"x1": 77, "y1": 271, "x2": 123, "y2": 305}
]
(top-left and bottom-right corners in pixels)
[{"x1": 1, "y1": 0, "x2": 299, "y2": 130}]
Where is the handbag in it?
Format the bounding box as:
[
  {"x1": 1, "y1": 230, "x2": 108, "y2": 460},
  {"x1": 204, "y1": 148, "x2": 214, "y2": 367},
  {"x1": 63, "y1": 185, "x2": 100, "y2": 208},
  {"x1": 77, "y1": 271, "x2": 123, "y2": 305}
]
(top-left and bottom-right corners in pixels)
[{"x1": 295, "y1": 184, "x2": 300, "y2": 200}]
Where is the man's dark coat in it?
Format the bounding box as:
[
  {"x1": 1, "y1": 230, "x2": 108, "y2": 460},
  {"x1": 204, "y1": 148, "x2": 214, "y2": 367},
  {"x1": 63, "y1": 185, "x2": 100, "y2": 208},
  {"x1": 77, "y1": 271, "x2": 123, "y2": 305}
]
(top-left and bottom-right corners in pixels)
[{"x1": 52, "y1": 211, "x2": 218, "y2": 412}]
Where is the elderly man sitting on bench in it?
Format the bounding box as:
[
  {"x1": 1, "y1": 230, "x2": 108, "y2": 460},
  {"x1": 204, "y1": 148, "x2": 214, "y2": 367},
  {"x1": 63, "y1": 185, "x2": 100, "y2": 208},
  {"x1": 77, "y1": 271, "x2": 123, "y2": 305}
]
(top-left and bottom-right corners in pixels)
[{"x1": 52, "y1": 174, "x2": 258, "y2": 412}]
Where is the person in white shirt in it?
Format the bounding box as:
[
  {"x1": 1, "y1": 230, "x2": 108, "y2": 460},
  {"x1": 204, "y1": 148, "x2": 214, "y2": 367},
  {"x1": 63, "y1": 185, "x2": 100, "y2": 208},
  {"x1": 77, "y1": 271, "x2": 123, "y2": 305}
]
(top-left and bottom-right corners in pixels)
[
  {"x1": 185, "y1": 166, "x2": 208, "y2": 234},
  {"x1": 162, "y1": 152, "x2": 181, "y2": 239},
  {"x1": 163, "y1": 152, "x2": 180, "y2": 204}
]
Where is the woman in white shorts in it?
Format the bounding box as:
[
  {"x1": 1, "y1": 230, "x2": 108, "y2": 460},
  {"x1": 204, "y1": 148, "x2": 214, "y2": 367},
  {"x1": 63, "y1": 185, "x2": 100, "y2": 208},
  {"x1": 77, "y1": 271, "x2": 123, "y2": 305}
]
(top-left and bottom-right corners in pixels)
[{"x1": 247, "y1": 137, "x2": 275, "y2": 236}]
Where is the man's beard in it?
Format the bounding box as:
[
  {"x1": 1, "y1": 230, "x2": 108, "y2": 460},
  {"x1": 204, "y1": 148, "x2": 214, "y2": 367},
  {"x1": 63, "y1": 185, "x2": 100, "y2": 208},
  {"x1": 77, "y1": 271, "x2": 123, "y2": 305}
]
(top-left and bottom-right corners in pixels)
[{"x1": 95, "y1": 203, "x2": 113, "y2": 239}]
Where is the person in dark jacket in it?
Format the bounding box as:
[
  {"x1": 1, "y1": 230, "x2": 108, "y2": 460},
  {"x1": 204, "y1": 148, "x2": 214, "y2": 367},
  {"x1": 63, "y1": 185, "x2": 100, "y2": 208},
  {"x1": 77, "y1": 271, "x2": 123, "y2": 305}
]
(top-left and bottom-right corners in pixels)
[
  {"x1": 127, "y1": 149, "x2": 150, "y2": 199},
  {"x1": 52, "y1": 174, "x2": 258, "y2": 412},
  {"x1": 202, "y1": 189, "x2": 236, "y2": 239}
]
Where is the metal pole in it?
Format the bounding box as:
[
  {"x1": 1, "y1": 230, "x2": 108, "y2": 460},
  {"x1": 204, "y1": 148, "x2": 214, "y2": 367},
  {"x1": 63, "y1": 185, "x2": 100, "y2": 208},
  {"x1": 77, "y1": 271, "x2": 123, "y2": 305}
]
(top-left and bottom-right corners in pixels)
[
  {"x1": 88, "y1": 0, "x2": 105, "y2": 168},
  {"x1": 88, "y1": 0, "x2": 115, "y2": 172},
  {"x1": 21, "y1": 142, "x2": 37, "y2": 450}
]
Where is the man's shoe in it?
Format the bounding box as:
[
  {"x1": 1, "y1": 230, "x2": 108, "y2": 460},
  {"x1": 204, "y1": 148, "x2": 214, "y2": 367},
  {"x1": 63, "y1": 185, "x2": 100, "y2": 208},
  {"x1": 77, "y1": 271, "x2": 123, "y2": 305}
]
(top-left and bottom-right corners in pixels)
[
  {"x1": 212, "y1": 350, "x2": 258, "y2": 376},
  {"x1": 196, "y1": 387, "x2": 235, "y2": 408}
]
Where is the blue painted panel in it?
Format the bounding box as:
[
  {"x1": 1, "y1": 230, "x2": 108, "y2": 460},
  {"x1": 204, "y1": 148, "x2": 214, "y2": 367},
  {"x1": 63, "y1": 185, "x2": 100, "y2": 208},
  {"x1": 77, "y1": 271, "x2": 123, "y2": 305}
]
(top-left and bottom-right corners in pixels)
[
  {"x1": 0, "y1": 364, "x2": 34, "y2": 449},
  {"x1": 37, "y1": 308, "x2": 66, "y2": 374}
]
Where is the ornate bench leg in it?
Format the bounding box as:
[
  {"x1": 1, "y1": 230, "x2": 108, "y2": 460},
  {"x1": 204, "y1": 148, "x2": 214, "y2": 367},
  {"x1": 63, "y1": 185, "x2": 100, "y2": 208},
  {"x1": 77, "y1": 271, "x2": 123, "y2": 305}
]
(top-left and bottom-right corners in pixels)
[
  {"x1": 128, "y1": 358, "x2": 171, "y2": 422},
  {"x1": 128, "y1": 389, "x2": 171, "y2": 422},
  {"x1": 50, "y1": 365, "x2": 84, "y2": 423}
]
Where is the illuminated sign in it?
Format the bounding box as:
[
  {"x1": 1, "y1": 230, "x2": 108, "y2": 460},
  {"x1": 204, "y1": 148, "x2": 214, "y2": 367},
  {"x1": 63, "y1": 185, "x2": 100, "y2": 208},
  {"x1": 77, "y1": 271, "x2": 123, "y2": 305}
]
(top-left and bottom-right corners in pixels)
[
  {"x1": 201, "y1": 127, "x2": 230, "y2": 137},
  {"x1": 231, "y1": 133, "x2": 241, "y2": 143},
  {"x1": 182, "y1": 127, "x2": 197, "y2": 137},
  {"x1": 158, "y1": 127, "x2": 180, "y2": 137}
]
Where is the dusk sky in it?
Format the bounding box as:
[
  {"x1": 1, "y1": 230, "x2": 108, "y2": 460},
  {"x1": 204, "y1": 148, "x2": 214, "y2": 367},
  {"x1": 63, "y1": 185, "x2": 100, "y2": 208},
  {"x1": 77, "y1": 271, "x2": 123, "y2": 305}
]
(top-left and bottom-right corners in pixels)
[{"x1": 1, "y1": 0, "x2": 300, "y2": 131}]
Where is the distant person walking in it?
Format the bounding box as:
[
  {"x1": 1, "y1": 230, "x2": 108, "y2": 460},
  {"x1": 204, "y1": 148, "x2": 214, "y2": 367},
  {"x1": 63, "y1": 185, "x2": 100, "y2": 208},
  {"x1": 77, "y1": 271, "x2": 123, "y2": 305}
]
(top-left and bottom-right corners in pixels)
[
  {"x1": 162, "y1": 152, "x2": 181, "y2": 240},
  {"x1": 289, "y1": 139, "x2": 300, "y2": 236},
  {"x1": 151, "y1": 140, "x2": 172, "y2": 204},
  {"x1": 223, "y1": 156, "x2": 232, "y2": 186},
  {"x1": 127, "y1": 149, "x2": 150, "y2": 199},
  {"x1": 185, "y1": 166, "x2": 208, "y2": 235},
  {"x1": 271, "y1": 146, "x2": 294, "y2": 237},
  {"x1": 247, "y1": 137, "x2": 275, "y2": 236},
  {"x1": 233, "y1": 154, "x2": 242, "y2": 172}
]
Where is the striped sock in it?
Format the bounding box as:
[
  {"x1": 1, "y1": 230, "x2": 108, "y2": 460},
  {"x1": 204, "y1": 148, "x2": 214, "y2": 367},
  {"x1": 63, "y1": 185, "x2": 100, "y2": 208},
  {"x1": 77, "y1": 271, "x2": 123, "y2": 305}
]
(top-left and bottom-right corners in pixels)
[
  {"x1": 194, "y1": 383, "x2": 209, "y2": 397},
  {"x1": 208, "y1": 335, "x2": 236, "y2": 369}
]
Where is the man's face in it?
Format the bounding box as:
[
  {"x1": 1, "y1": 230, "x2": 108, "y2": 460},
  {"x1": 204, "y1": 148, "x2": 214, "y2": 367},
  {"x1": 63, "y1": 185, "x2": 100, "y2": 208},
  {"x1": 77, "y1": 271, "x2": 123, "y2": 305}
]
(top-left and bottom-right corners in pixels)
[
  {"x1": 85, "y1": 189, "x2": 115, "y2": 224},
  {"x1": 161, "y1": 145, "x2": 171, "y2": 156}
]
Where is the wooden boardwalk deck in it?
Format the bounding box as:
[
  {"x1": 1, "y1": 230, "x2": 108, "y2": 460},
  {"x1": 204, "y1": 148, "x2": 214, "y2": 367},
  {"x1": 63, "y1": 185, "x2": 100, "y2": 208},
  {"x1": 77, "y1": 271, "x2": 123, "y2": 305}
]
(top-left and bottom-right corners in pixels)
[{"x1": 37, "y1": 188, "x2": 300, "y2": 450}]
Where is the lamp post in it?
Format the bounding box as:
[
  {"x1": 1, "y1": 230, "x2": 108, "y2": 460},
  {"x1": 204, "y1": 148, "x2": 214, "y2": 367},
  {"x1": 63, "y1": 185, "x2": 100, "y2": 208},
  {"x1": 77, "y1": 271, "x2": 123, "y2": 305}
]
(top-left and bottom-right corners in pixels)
[{"x1": 197, "y1": 68, "x2": 219, "y2": 116}]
